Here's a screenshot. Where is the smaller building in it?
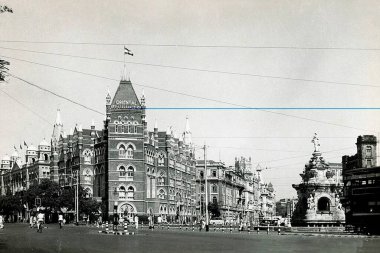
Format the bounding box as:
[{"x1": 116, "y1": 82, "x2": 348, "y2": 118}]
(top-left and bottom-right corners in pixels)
[{"x1": 341, "y1": 135, "x2": 380, "y2": 233}]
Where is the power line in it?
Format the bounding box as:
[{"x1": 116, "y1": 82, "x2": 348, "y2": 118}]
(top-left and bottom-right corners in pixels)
[
  {"x1": 254, "y1": 146, "x2": 353, "y2": 165},
  {"x1": 1, "y1": 55, "x2": 376, "y2": 133},
  {"x1": 193, "y1": 136, "x2": 354, "y2": 139},
  {"x1": 0, "y1": 88, "x2": 52, "y2": 126},
  {"x1": 9, "y1": 73, "x2": 104, "y2": 116},
  {"x1": 1, "y1": 46, "x2": 379, "y2": 89},
  {"x1": 1, "y1": 40, "x2": 380, "y2": 51}
]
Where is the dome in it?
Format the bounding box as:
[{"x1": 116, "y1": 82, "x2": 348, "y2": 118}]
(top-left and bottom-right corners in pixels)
[
  {"x1": 39, "y1": 139, "x2": 49, "y2": 147},
  {"x1": 11, "y1": 150, "x2": 19, "y2": 158},
  {"x1": 27, "y1": 144, "x2": 37, "y2": 151},
  {"x1": 2, "y1": 154, "x2": 10, "y2": 161}
]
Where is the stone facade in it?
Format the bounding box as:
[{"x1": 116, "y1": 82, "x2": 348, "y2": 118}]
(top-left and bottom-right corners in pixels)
[
  {"x1": 292, "y1": 133, "x2": 345, "y2": 226},
  {"x1": 93, "y1": 78, "x2": 197, "y2": 222},
  {"x1": 341, "y1": 135, "x2": 380, "y2": 233},
  {"x1": 196, "y1": 157, "x2": 275, "y2": 225}
]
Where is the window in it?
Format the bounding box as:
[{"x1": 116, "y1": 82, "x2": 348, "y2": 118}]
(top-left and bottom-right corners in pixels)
[
  {"x1": 158, "y1": 189, "x2": 165, "y2": 199},
  {"x1": 119, "y1": 186, "x2": 126, "y2": 199},
  {"x1": 127, "y1": 186, "x2": 134, "y2": 199},
  {"x1": 366, "y1": 146, "x2": 372, "y2": 157},
  {"x1": 212, "y1": 170, "x2": 217, "y2": 177},
  {"x1": 119, "y1": 166, "x2": 126, "y2": 177},
  {"x1": 158, "y1": 154, "x2": 165, "y2": 166},
  {"x1": 127, "y1": 166, "x2": 134, "y2": 179},
  {"x1": 119, "y1": 145, "x2": 126, "y2": 158},
  {"x1": 83, "y1": 150, "x2": 91, "y2": 163},
  {"x1": 367, "y1": 159, "x2": 372, "y2": 168},
  {"x1": 212, "y1": 196, "x2": 217, "y2": 204},
  {"x1": 201, "y1": 185, "x2": 204, "y2": 193},
  {"x1": 128, "y1": 125, "x2": 133, "y2": 133},
  {"x1": 127, "y1": 145, "x2": 134, "y2": 159},
  {"x1": 212, "y1": 184, "x2": 218, "y2": 193},
  {"x1": 44, "y1": 154, "x2": 48, "y2": 161},
  {"x1": 200, "y1": 171, "x2": 204, "y2": 179}
]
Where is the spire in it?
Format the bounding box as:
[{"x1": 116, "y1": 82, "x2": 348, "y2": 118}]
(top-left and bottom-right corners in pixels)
[
  {"x1": 154, "y1": 119, "x2": 158, "y2": 129},
  {"x1": 184, "y1": 116, "x2": 192, "y2": 144},
  {"x1": 185, "y1": 115, "x2": 190, "y2": 132},
  {"x1": 106, "y1": 87, "x2": 112, "y2": 105},
  {"x1": 141, "y1": 88, "x2": 145, "y2": 106},
  {"x1": 55, "y1": 109, "x2": 63, "y2": 126},
  {"x1": 122, "y1": 64, "x2": 130, "y2": 81}
]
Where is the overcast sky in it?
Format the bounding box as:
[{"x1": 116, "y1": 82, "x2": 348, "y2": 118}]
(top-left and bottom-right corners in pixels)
[{"x1": 1, "y1": 0, "x2": 380, "y2": 199}]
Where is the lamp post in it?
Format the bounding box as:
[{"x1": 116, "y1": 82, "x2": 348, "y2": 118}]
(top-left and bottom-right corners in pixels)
[{"x1": 204, "y1": 143, "x2": 209, "y2": 232}]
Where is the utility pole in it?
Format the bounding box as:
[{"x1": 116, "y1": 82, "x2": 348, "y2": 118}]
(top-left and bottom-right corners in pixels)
[
  {"x1": 204, "y1": 143, "x2": 209, "y2": 231},
  {"x1": 76, "y1": 169, "x2": 79, "y2": 225}
]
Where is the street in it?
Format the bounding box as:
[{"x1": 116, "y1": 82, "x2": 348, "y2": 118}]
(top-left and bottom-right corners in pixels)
[{"x1": 0, "y1": 223, "x2": 379, "y2": 253}]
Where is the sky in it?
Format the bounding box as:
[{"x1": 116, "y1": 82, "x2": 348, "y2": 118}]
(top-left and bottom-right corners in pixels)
[{"x1": 1, "y1": 0, "x2": 380, "y2": 199}]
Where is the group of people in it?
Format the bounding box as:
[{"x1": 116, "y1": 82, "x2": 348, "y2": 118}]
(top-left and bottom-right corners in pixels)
[{"x1": 28, "y1": 212, "x2": 64, "y2": 232}]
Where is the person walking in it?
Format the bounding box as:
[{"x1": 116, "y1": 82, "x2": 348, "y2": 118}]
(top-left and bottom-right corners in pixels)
[
  {"x1": 58, "y1": 213, "x2": 64, "y2": 229},
  {"x1": 37, "y1": 212, "x2": 44, "y2": 233},
  {"x1": 29, "y1": 216, "x2": 34, "y2": 228}
]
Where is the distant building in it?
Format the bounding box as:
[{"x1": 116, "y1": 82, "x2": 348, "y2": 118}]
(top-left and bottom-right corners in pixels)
[
  {"x1": 341, "y1": 135, "x2": 380, "y2": 233},
  {"x1": 292, "y1": 133, "x2": 345, "y2": 226},
  {"x1": 196, "y1": 157, "x2": 275, "y2": 225},
  {"x1": 0, "y1": 139, "x2": 52, "y2": 196}
]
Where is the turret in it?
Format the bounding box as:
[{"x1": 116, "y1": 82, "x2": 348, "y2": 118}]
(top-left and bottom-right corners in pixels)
[
  {"x1": 106, "y1": 88, "x2": 112, "y2": 121},
  {"x1": 154, "y1": 119, "x2": 158, "y2": 148},
  {"x1": 52, "y1": 109, "x2": 63, "y2": 151},
  {"x1": 25, "y1": 144, "x2": 38, "y2": 164},
  {"x1": 184, "y1": 116, "x2": 192, "y2": 145}
]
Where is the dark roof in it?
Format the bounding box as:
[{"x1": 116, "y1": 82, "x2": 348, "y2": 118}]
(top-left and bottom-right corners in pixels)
[{"x1": 111, "y1": 80, "x2": 141, "y2": 108}]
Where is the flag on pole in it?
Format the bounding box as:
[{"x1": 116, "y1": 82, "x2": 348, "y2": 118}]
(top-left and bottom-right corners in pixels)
[
  {"x1": 13, "y1": 145, "x2": 17, "y2": 151},
  {"x1": 24, "y1": 141, "x2": 28, "y2": 148},
  {"x1": 124, "y1": 46, "x2": 133, "y2": 56},
  {"x1": 20, "y1": 144, "x2": 22, "y2": 150}
]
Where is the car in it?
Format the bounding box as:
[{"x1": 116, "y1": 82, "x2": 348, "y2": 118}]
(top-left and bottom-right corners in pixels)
[{"x1": 209, "y1": 217, "x2": 225, "y2": 225}]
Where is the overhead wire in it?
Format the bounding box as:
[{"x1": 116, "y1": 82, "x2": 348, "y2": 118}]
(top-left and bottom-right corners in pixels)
[
  {"x1": 1, "y1": 46, "x2": 380, "y2": 89},
  {"x1": 1, "y1": 40, "x2": 380, "y2": 51},
  {"x1": 1, "y1": 55, "x2": 376, "y2": 134}
]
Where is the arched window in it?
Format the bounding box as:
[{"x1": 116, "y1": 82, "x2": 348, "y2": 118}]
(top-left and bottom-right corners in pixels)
[
  {"x1": 127, "y1": 166, "x2": 134, "y2": 179},
  {"x1": 119, "y1": 186, "x2": 126, "y2": 199},
  {"x1": 158, "y1": 189, "x2": 165, "y2": 199},
  {"x1": 119, "y1": 166, "x2": 126, "y2": 177},
  {"x1": 128, "y1": 125, "x2": 133, "y2": 133},
  {"x1": 158, "y1": 154, "x2": 165, "y2": 166},
  {"x1": 83, "y1": 150, "x2": 91, "y2": 163},
  {"x1": 127, "y1": 186, "x2": 134, "y2": 199},
  {"x1": 115, "y1": 125, "x2": 119, "y2": 133},
  {"x1": 127, "y1": 145, "x2": 134, "y2": 159},
  {"x1": 201, "y1": 185, "x2": 204, "y2": 193},
  {"x1": 212, "y1": 184, "x2": 218, "y2": 193},
  {"x1": 119, "y1": 145, "x2": 126, "y2": 158},
  {"x1": 318, "y1": 197, "x2": 330, "y2": 211},
  {"x1": 44, "y1": 154, "x2": 48, "y2": 161}
]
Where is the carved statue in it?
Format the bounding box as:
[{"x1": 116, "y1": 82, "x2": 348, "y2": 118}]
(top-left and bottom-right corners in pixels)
[
  {"x1": 311, "y1": 133, "x2": 321, "y2": 152},
  {"x1": 307, "y1": 194, "x2": 315, "y2": 210},
  {"x1": 335, "y1": 194, "x2": 342, "y2": 210}
]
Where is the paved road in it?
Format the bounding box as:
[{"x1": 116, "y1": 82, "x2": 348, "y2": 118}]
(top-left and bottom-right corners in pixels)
[{"x1": 0, "y1": 223, "x2": 379, "y2": 253}]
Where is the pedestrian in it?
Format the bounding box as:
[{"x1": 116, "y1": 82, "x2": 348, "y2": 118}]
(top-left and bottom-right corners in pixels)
[
  {"x1": 33, "y1": 216, "x2": 37, "y2": 228},
  {"x1": 37, "y1": 212, "x2": 44, "y2": 233},
  {"x1": 29, "y1": 216, "x2": 34, "y2": 228},
  {"x1": 58, "y1": 213, "x2": 64, "y2": 229},
  {"x1": 0, "y1": 215, "x2": 4, "y2": 229},
  {"x1": 134, "y1": 215, "x2": 139, "y2": 229}
]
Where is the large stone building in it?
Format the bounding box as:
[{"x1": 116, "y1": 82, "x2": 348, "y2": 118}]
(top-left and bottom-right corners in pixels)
[
  {"x1": 0, "y1": 140, "x2": 52, "y2": 196},
  {"x1": 93, "y1": 77, "x2": 197, "y2": 222},
  {"x1": 292, "y1": 133, "x2": 345, "y2": 226},
  {"x1": 341, "y1": 135, "x2": 380, "y2": 233},
  {"x1": 196, "y1": 157, "x2": 275, "y2": 225}
]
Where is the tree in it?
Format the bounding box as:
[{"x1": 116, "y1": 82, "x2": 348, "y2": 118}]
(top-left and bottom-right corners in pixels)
[
  {"x1": 0, "y1": 5, "x2": 11, "y2": 82},
  {"x1": 0, "y1": 5, "x2": 12, "y2": 13}
]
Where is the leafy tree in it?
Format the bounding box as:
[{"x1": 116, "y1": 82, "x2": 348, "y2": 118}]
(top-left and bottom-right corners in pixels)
[
  {"x1": 0, "y1": 5, "x2": 12, "y2": 13},
  {"x1": 0, "y1": 5, "x2": 12, "y2": 82},
  {"x1": 0, "y1": 194, "x2": 22, "y2": 216}
]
